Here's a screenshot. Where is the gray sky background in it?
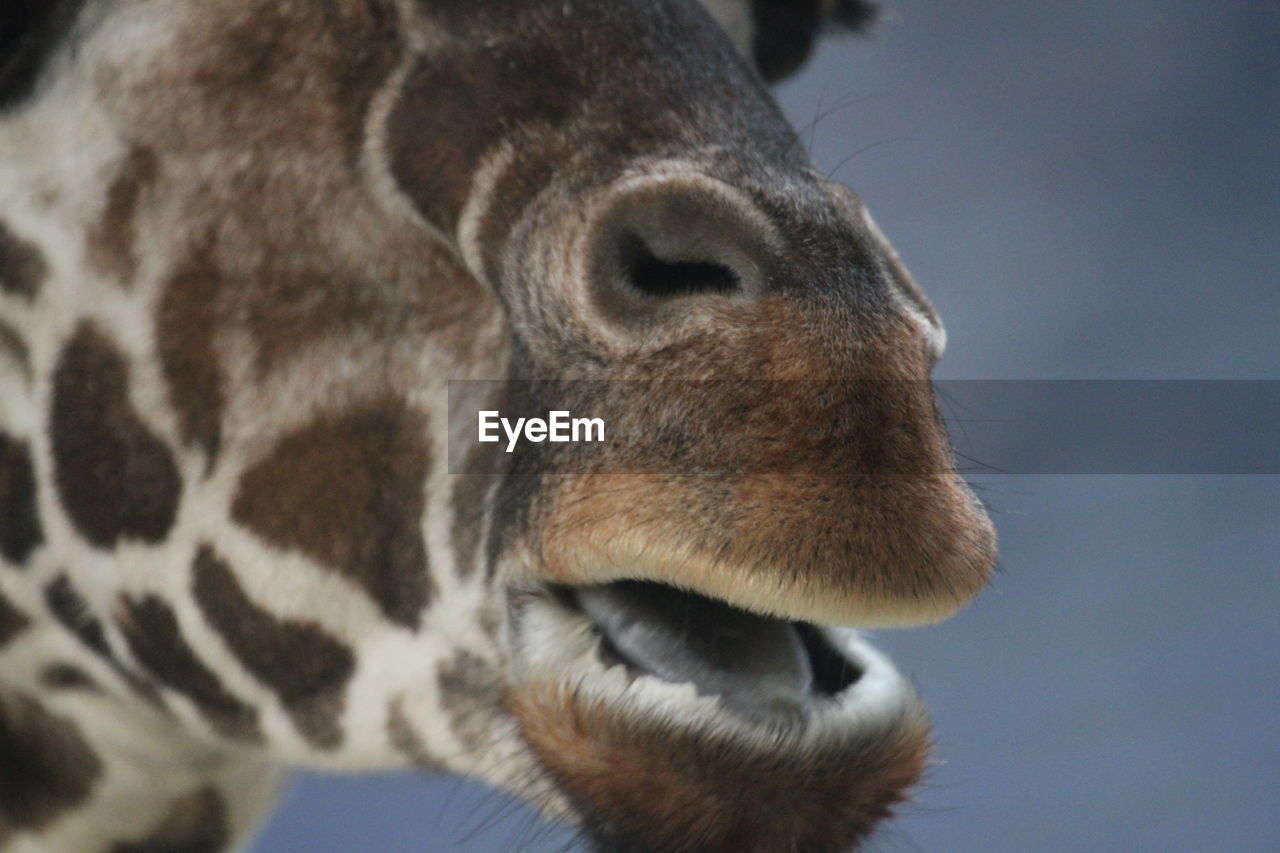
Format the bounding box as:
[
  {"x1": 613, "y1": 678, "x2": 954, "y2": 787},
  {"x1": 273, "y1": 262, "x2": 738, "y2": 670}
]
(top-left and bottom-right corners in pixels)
[{"x1": 252, "y1": 2, "x2": 1280, "y2": 850}]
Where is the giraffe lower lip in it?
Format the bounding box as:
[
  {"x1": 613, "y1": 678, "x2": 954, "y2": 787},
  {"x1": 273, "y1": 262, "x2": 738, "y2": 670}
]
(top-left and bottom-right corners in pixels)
[{"x1": 574, "y1": 581, "x2": 835, "y2": 718}]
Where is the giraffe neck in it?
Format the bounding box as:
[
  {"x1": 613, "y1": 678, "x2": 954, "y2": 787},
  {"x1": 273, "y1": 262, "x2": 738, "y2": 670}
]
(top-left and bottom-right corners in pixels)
[
  {"x1": 0, "y1": 2, "x2": 541, "y2": 847},
  {"x1": 0, "y1": 635, "x2": 283, "y2": 851}
]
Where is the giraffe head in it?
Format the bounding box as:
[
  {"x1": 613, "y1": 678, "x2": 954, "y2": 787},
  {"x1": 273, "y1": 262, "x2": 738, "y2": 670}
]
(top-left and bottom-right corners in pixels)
[
  {"x1": 419, "y1": 5, "x2": 996, "y2": 848},
  {"x1": 1, "y1": 0, "x2": 994, "y2": 850}
]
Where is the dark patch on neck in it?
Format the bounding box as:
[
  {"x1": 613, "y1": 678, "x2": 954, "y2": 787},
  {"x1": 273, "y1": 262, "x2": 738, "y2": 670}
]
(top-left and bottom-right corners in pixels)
[
  {"x1": 0, "y1": 434, "x2": 42, "y2": 566},
  {"x1": 87, "y1": 145, "x2": 158, "y2": 285},
  {"x1": 0, "y1": 0, "x2": 86, "y2": 109},
  {"x1": 192, "y1": 545, "x2": 355, "y2": 750},
  {"x1": 230, "y1": 402, "x2": 434, "y2": 630},
  {"x1": 155, "y1": 251, "x2": 225, "y2": 469},
  {"x1": 386, "y1": 696, "x2": 443, "y2": 770},
  {"x1": 177, "y1": 0, "x2": 401, "y2": 167},
  {"x1": 50, "y1": 322, "x2": 182, "y2": 548},
  {"x1": 41, "y1": 575, "x2": 175, "y2": 711},
  {"x1": 0, "y1": 686, "x2": 103, "y2": 833},
  {"x1": 39, "y1": 664, "x2": 97, "y2": 691},
  {"x1": 241, "y1": 266, "x2": 384, "y2": 377},
  {"x1": 111, "y1": 786, "x2": 229, "y2": 853},
  {"x1": 117, "y1": 595, "x2": 261, "y2": 743},
  {"x1": 156, "y1": 244, "x2": 395, "y2": 468},
  {"x1": 0, "y1": 590, "x2": 29, "y2": 647},
  {"x1": 436, "y1": 650, "x2": 505, "y2": 757},
  {"x1": 0, "y1": 220, "x2": 47, "y2": 299},
  {"x1": 0, "y1": 320, "x2": 31, "y2": 382},
  {"x1": 43, "y1": 574, "x2": 111, "y2": 659}
]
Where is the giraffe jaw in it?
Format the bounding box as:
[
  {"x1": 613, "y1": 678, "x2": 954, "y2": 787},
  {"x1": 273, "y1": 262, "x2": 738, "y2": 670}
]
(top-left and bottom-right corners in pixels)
[{"x1": 505, "y1": 580, "x2": 930, "y2": 850}]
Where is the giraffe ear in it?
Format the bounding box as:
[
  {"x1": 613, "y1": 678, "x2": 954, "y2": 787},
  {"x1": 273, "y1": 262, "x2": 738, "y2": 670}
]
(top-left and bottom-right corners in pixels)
[{"x1": 750, "y1": 0, "x2": 880, "y2": 83}]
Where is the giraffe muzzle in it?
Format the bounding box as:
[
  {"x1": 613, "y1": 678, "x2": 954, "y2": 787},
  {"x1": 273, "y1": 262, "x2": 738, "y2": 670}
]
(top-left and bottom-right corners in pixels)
[{"x1": 507, "y1": 575, "x2": 929, "y2": 850}]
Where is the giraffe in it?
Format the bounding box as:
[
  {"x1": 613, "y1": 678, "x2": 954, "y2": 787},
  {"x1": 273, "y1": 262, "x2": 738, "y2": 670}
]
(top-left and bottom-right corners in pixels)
[{"x1": 0, "y1": 1, "x2": 997, "y2": 851}]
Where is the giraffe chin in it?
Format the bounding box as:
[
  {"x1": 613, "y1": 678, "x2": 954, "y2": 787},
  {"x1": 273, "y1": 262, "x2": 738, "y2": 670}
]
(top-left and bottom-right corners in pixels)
[{"x1": 507, "y1": 581, "x2": 932, "y2": 853}]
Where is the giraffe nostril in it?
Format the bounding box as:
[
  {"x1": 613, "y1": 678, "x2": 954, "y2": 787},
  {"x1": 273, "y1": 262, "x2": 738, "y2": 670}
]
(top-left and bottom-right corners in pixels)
[
  {"x1": 619, "y1": 232, "x2": 740, "y2": 298},
  {"x1": 584, "y1": 176, "x2": 776, "y2": 325}
]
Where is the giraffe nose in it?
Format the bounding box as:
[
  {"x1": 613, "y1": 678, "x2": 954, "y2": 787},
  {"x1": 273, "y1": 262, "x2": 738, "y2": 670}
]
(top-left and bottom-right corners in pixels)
[
  {"x1": 586, "y1": 176, "x2": 775, "y2": 322},
  {"x1": 613, "y1": 232, "x2": 741, "y2": 298}
]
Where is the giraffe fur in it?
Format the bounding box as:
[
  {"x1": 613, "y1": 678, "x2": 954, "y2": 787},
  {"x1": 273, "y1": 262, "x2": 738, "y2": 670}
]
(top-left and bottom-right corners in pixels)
[{"x1": 1, "y1": 2, "x2": 990, "y2": 851}]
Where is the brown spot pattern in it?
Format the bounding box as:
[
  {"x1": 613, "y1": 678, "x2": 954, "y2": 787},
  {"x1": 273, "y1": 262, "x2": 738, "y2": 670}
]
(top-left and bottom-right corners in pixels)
[
  {"x1": 0, "y1": 221, "x2": 47, "y2": 299},
  {"x1": 40, "y1": 576, "x2": 171, "y2": 710},
  {"x1": 88, "y1": 145, "x2": 158, "y2": 284},
  {"x1": 111, "y1": 786, "x2": 229, "y2": 853},
  {"x1": 386, "y1": 696, "x2": 442, "y2": 770},
  {"x1": 118, "y1": 595, "x2": 260, "y2": 743},
  {"x1": 155, "y1": 252, "x2": 224, "y2": 466},
  {"x1": 437, "y1": 650, "x2": 504, "y2": 756},
  {"x1": 156, "y1": 246, "x2": 397, "y2": 452},
  {"x1": 0, "y1": 591, "x2": 29, "y2": 647},
  {"x1": 0, "y1": 434, "x2": 42, "y2": 565},
  {"x1": 180, "y1": 0, "x2": 401, "y2": 166},
  {"x1": 43, "y1": 575, "x2": 111, "y2": 660},
  {"x1": 241, "y1": 266, "x2": 383, "y2": 377},
  {"x1": 0, "y1": 687, "x2": 103, "y2": 834},
  {"x1": 50, "y1": 322, "x2": 182, "y2": 548},
  {"x1": 192, "y1": 545, "x2": 355, "y2": 750},
  {"x1": 231, "y1": 402, "x2": 433, "y2": 629},
  {"x1": 0, "y1": 320, "x2": 31, "y2": 381},
  {"x1": 39, "y1": 664, "x2": 97, "y2": 691}
]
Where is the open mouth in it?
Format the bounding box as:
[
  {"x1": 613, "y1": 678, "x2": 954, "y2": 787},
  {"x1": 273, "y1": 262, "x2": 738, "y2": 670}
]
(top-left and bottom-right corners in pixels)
[
  {"x1": 513, "y1": 578, "x2": 915, "y2": 737},
  {"x1": 507, "y1": 576, "x2": 934, "y2": 850},
  {"x1": 574, "y1": 581, "x2": 861, "y2": 721}
]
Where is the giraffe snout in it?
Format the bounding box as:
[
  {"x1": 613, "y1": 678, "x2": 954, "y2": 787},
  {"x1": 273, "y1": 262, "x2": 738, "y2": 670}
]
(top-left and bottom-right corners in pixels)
[{"x1": 499, "y1": 182, "x2": 995, "y2": 625}]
